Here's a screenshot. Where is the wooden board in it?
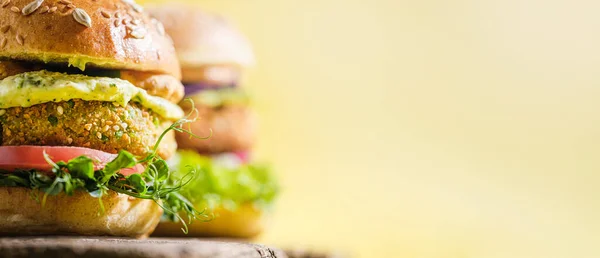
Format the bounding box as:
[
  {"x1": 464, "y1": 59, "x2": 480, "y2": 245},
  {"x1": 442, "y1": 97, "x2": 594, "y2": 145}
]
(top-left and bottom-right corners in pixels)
[
  {"x1": 284, "y1": 249, "x2": 347, "y2": 258},
  {"x1": 0, "y1": 237, "x2": 287, "y2": 258}
]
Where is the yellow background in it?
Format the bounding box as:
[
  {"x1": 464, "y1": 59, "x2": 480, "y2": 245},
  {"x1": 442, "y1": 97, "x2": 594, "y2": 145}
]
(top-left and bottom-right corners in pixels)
[{"x1": 144, "y1": 0, "x2": 600, "y2": 257}]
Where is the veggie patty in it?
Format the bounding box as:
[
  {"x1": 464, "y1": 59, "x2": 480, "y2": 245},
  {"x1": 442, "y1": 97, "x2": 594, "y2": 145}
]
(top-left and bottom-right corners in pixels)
[{"x1": 0, "y1": 100, "x2": 176, "y2": 158}]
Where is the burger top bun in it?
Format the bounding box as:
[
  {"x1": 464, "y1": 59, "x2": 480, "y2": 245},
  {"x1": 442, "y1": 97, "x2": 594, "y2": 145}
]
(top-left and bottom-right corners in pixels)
[
  {"x1": 0, "y1": 0, "x2": 181, "y2": 78},
  {"x1": 147, "y1": 4, "x2": 255, "y2": 69}
]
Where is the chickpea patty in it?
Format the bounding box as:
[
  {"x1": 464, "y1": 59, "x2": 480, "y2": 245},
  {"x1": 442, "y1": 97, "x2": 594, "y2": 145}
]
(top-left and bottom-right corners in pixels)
[
  {"x1": 175, "y1": 105, "x2": 256, "y2": 154},
  {"x1": 0, "y1": 100, "x2": 177, "y2": 159}
]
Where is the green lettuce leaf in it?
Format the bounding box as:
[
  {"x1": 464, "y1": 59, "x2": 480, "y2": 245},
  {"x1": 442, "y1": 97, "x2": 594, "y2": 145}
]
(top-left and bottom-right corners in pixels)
[
  {"x1": 169, "y1": 150, "x2": 279, "y2": 212},
  {"x1": 186, "y1": 88, "x2": 250, "y2": 108}
]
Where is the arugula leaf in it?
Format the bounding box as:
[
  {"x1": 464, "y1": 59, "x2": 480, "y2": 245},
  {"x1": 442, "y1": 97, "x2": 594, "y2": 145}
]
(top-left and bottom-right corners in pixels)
[
  {"x1": 152, "y1": 159, "x2": 170, "y2": 182},
  {"x1": 0, "y1": 173, "x2": 29, "y2": 186},
  {"x1": 67, "y1": 156, "x2": 95, "y2": 180},
  {"x1": 102, "y1": 150, "x2": 137, "y2": 181},
  {"x1": 127, "y1": 174, "x2": 146, "y2": 193}
]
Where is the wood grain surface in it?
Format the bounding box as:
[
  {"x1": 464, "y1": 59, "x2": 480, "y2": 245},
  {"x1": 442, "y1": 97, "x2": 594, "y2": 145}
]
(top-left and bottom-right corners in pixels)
[
  {"x1": 284, "y1": 249, "x2": 347, "y2": 258},
  {"x1": 0, "y1": 237, "x2": 287, "y2": 258}
]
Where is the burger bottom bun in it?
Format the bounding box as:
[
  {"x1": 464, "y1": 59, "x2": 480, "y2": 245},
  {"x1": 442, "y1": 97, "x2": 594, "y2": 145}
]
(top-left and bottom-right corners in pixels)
[
  {"x1": 0, "y1": 188, "x2": 162, "y2": 238},
  {"x1": 176, "y1": 105, "x2": 257, "y2": 153},
  {"x1": 152, "y1": 204, "x2": 266, "y2": 238}
]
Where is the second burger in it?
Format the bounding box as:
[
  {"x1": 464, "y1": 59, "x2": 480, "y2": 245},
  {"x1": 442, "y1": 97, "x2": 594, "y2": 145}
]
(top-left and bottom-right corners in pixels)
[{"x1": 148, "y1": 5, "x2": 279, "y2": 238}]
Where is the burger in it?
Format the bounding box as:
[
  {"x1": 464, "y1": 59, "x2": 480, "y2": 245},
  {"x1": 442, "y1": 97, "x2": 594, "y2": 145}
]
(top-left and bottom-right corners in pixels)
[
  {"x1": 147, "y1": 5, "x2": 278, "y2": 238},
  {"x1": 0, "y1": 0, "x2": 202, "y2": 238}
]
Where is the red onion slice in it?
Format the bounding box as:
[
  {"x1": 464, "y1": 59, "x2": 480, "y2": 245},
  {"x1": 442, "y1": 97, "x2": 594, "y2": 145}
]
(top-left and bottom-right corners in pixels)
[{"x1": 184, "y1": 82, "x2": 237, "y2": 96}]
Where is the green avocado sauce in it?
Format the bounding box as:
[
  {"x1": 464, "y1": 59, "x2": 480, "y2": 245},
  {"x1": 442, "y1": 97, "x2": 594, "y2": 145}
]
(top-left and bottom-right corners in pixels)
[{"x1": 0, "y1": 70, "x2": 183, "y2": 120}]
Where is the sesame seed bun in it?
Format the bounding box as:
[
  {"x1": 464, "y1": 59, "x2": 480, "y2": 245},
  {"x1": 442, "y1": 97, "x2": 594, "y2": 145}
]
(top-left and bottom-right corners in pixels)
[
  {"x1": 147, "y1": 4, "x2": 254, "y2": 82},
  {"x1": 0, "y1": 0, "x2": 181, "y2": 78},
  {"x1": 152, "y1": 204, "x2": 266, "y2": 238},
  {"x1": 0, "y1": 188, "x2": 162, "y2": 238}
]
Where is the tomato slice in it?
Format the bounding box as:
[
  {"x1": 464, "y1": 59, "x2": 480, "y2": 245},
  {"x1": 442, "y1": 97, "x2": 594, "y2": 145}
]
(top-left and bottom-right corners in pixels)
[{"x1": 0, "y1": 146, "x2": 144, "y2": 176}]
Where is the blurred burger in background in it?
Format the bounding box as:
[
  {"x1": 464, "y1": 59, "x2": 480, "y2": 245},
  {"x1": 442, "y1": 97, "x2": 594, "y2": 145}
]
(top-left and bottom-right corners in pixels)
[{"x1": 148, "y1": 5, "x2": 278, "y2": 238}]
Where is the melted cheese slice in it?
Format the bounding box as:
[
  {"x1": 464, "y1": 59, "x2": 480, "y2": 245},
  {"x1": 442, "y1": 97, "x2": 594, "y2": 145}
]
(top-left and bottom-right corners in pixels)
[{"x1": 0, "y1": 70, "x2": 184, "y2": 120}]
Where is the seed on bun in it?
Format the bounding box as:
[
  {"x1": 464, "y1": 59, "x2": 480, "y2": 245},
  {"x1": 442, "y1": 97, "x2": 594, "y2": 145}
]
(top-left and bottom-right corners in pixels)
[{"x1": 0, "y1": 0, "x2": 180, "y2": 78}]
